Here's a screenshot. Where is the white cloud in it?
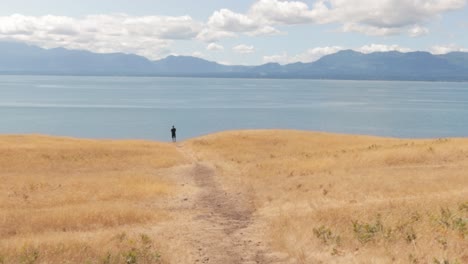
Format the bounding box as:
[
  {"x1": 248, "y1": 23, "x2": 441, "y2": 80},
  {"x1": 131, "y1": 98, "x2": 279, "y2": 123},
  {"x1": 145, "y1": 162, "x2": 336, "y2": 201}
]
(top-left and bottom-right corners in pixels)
[
  {"x1": 343, "y1": 21, "x2": 433, "y2": 38},
  {"x1": 342, "y1": 23, "x2": 402, "y2": 36},
  {"x1": 319, "y1": 0, "x2": 466, "y2": 36},
  {"x1": 206, "y1": 42, "x2": 224, "y2": 51},
  {"x1": 299, "y1": 46, "x2": 345, "y2": 61},
  {"x1": 430, "y1": 44, "x2": 468, "y2": 54},
  {"x1": 123, "y1": 15, "x2": 202, "y2": 39},
  {"x1": 357, "y1": 44, "x2": 412, "y2": 53},
  {"x1": 207, "y1": 9, "x2": 257, "y2": 32},
  {"x1": 342, "y1": 23, "x2": 428, "y2": 38},
  {"x1": 199, "y1": 7, "x2": 280, "y2": 42},
  {"x1": 249, "y1": 0, "x2": 317, "y2": 24},
  {"x1": 263, "y1": 53, "x2": 290, "y2": 64},
  {"x1": 314, "y1": 0, "x2": 467, "y2": 27},
  {"x1": 233, "y1": 44, "x2": 255, "y2": 54},
  {"x1": 196, "y1": 28, "x2": 237, "y2": 42},
  {"x1": 203, "y1": 0, "x2": 467, "y2": 39},
  {"x1": 246, "y1": 25, "x2": 282, "y2": 36},
  {"x1": 408, "y1": 25, "x2": 430, "y2": 37},
  {"x1": 200, "y1": 0, "x2": 316, "y2": 40},
  {"x1": 191, "y1": 51, "x2": 205, "y2": 58},
  {"x1": 263, "y1": 46, "x2": 344, "y2": 64},
  {"x1": 0, "y1": 14, "x2": 202, "y2": 60}
]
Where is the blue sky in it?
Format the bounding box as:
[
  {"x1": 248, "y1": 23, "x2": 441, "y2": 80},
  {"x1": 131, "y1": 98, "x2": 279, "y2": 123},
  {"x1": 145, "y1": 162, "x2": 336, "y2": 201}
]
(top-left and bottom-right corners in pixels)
[{"x1": 0, "y1": 0, "x2": 467, "y2": 65}]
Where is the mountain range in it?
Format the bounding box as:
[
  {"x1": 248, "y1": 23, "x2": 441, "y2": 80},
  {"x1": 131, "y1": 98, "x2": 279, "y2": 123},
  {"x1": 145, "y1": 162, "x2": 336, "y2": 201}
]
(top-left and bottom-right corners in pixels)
[{"x1": 0, "y1": 42, "x2": 467, "y2": 81}]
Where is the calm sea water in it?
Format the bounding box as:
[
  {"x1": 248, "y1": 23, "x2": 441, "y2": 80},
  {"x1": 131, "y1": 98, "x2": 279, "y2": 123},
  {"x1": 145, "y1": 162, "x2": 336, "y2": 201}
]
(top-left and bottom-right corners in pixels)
[{"x1": 1, "y1": 75, "x2": 467, "y2": 141}]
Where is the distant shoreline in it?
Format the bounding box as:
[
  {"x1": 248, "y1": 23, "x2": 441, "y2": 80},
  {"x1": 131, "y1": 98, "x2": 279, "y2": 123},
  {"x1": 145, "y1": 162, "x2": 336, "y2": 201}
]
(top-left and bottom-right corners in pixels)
[{"x1": 1, "y1": 73, "x2": 468, "y2": 82}]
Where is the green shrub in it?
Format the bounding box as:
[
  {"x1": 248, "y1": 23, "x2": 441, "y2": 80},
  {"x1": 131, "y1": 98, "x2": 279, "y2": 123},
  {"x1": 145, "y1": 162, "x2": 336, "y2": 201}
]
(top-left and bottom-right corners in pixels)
[
  {"x1": 19, "y1": 246, "x2": 39, "y2": 264},
  {"x1": 433, "y1": 257, "x2": 460, "y2": 264},
  {"x1": 313, "y1": 225, "x2": 341, "y2": 245},
  {"x1": 352, "y1": 215, "x2": 384, "y2": 244}
]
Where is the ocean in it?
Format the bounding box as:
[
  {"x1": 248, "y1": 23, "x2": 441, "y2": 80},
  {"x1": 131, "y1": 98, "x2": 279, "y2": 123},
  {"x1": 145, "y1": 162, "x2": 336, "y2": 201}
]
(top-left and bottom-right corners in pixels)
[{"x1": 1, "y1": 75, "x2": 467, "y2": 141}]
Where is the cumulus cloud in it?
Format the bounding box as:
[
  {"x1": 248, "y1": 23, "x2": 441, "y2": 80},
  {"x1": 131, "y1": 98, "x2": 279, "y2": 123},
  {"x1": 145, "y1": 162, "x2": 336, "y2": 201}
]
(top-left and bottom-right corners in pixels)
[
  {"x1": 249, "y1": 0, "x2": 317, "y2": 24},
  {"x1": 263, "y1": 46, "x2": 344, "y2": 64},
  {"x1": 200, "y1": 0, "x2": 319, "y2": 40},
  {"x1": 203, "y1": 0, "x2": 466, "y2": 39},
  {"x1": 246, "y1": 25, "x2": 281, "y2": 36},
  {"x1": 263, "y1": 53, "x2": 290, "y2": 64},
  {"x1": 314, "y1": 0, "x2": 466, "y2": 27},
  {"x1": 342, "y1": 23, "x2": 402, "y2": 36},
  {"x1": 408, "y1": 25, "x2": 430, "y2": 37},
  {"x1": 321, "y1": 0, "x2": 465, "y2": 36},
  {"x1": 430, "y1": 44, "x2": 468, "y2": 54},
  {"x1": 196, "y1": 28, "x2": 237, "y2": 43},
  {"x1": 343, "y1": 23, "x2": 428, "y2": 38},
  {"x1": 0, "y1": 14, "x2": 202, "y2": 60},
  {"x1": 123, "y1": 15, "x2": 201, "y2": 39},
  {"x1": 206, "y1": 43, "x2": 224, "y2": 51},
  {"x1": 206, "y1": 42, "x2": 224, "y2": 51},
  {"x1": 191, "y1": 51, "x2": 205, "y2": 58},
  {"x1": 233, "y1": 44, "x2": 255, "y2": 54},
  {"x1": 199, "y1": 7, "x2": 281, "y2": 42},
  {"x1": 0, "y1": 14, "x2": 69, "y2": 35},
  {"x1": 207, "y1": 9, "x2": 258, "y2": 32},
  {"x1": 357, "y1": 44, "x2": 412, "y2": 53}
]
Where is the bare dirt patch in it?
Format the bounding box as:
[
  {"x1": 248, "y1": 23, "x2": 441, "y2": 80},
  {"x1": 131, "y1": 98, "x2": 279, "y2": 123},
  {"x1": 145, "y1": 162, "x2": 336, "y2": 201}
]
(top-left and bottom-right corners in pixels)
[{"x1": 158, "y1": 144, "x2": 293, "y2": 264}]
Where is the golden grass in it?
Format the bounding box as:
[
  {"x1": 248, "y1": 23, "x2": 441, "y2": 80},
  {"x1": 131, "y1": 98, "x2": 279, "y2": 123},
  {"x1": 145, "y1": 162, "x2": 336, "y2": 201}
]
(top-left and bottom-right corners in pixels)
[
  {"x1": 1, "y1": 131, "x2": 467, "y2": 263},
  {"x1": 1, "y1": 231, "x2": 163, "y2": 264},
  {"x1": 0, "y1": 135, "x2": 187, "y2": 263},
  {"x1": 187, "y1": 130, "x2": 468, "y2": 263}
]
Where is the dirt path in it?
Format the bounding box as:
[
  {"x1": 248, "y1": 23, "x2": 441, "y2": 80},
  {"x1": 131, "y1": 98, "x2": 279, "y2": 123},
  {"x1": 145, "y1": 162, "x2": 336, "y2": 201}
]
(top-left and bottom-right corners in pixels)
[{"x1": 159, "y1": 144, "x2": 293, "y2": 264}]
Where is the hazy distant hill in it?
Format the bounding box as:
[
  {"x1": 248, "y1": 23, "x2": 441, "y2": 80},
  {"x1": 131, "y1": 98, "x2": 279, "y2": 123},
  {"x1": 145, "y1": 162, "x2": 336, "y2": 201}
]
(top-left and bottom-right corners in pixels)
[
  {"x1": 0, "y1": 42, "x2": 467, "y2": 81},
  {"x1": 0, "y1": 42, "x2": 157, "y2": 74},
  {"x1": 297, "y1": 50, "x2": 465, "y2": 80}
]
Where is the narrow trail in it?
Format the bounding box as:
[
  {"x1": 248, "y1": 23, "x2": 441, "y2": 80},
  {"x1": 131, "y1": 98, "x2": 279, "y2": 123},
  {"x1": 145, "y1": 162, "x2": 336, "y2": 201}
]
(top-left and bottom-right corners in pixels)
[{"x1": 161, "y1": 143, "x2": 292, "y2": 264}]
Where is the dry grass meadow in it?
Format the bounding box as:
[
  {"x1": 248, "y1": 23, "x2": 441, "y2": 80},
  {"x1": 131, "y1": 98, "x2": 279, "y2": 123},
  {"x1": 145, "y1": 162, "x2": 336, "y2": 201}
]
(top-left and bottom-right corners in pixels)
[
  {"x1": 0, "y1": 135, "x2": 187, "y2": 263},
  {"x1": 187, "y1": 130, "x2": 468, "y2": 264},
  {"x1": 1, "y1": 130, "x2": 467, "y2": 263}
]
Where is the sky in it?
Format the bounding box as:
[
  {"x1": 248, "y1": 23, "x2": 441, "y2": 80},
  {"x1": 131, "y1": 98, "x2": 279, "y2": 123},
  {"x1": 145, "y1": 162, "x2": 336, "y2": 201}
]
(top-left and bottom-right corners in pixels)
[{"x1": 0, "y1": 0, "x2": 467, "y2": 65}]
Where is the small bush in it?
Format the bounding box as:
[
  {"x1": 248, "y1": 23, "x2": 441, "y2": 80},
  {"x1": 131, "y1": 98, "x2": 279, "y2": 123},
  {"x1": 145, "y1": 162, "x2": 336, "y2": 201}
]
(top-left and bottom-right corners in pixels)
[
  {"x1": 405, "y1": 227, "x2": 417, "y2": 243},
  {"x1": 352, "y1": 215, "x2": 384, "y2": 244},
  {"x1": 437, "y1": 208, "x2": 453, "y2": 228},
  {"x1": 124, "y1": 248, "x2": 138, "y2": 264},
  {"x1": 435, "y1": 207, "x2": 467, "y2": 238},
  {"x1": 459, "y1": 202, "x2": 468, "y2": 213},
  {"x1": 433, "y1": 257, "x2": 460, "y2": 264},
  {"x1": 408, "y1": 253, "x2": 419, "y2": 264},
  {"x1": 313, "y1": 226, "x2": 341, "y2": 245},
  {"x1": 101, "y1": 252, "x2": 112, "y2": 264},
  {"x1": 19, "y1": 246, "x2": 39, "y2": 264},
  {"x1": 119, "y1": 233, "x2": 161, "y2": 264}
]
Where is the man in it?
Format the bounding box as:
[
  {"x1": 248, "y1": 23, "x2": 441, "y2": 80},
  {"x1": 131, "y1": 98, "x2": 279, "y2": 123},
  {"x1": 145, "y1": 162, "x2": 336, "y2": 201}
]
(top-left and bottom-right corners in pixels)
[{"x1": 171, "y1": 125, "x2": 177, "y2": 142}]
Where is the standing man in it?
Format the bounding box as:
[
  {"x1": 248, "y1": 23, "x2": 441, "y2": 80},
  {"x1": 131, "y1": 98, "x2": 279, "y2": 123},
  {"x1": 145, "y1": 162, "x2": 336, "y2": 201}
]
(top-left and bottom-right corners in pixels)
[{"x1": 171, "y1": 125, "x2": 177, "y2": 142}]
